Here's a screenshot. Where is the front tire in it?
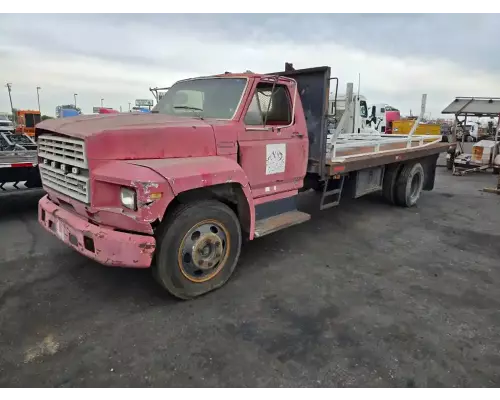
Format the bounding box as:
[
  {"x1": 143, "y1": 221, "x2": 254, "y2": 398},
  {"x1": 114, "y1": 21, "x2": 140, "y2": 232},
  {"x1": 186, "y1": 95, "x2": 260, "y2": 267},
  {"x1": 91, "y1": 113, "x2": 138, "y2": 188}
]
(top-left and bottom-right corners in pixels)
[
  {"x1": 395, "y1": 162, "x2": 425, "y2": 207},
  {"x1": 153, "y1": 200, "x2": 242, "y2": 300}
]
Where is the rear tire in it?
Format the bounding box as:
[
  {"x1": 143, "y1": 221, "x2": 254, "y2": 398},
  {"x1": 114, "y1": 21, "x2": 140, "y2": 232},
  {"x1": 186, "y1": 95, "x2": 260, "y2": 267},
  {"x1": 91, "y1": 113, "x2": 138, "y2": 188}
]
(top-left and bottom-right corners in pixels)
[
  {"x1": 382, "y1": 163, "x2": 403, "y2": 205},
  {"x1": 394, "y1": 162, "x2": 425, "y2": 207},
  {"x1": 153, "y1": 200, "x2": 242, "y2": 300}
]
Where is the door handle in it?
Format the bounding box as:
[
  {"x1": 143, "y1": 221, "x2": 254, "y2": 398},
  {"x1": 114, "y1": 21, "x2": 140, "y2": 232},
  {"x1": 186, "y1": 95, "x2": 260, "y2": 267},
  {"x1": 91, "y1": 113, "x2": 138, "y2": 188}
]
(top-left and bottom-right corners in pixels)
[{"x1": 293, "y1": 132, "x2": 304, "y2": 138}]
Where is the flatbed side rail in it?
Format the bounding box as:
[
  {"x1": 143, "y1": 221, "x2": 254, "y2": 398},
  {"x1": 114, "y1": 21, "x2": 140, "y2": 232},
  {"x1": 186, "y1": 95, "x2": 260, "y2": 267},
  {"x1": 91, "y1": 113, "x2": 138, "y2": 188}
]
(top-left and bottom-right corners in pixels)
[
  {"x1": 328, "y1": 134, "x2": 443, "y2": 162},
  {"x1": 0, "y1": 150, "x2": 38, "y2": 165},
  {"x1": 327, "y1": 93, "x2": 443, "y2": 162}
]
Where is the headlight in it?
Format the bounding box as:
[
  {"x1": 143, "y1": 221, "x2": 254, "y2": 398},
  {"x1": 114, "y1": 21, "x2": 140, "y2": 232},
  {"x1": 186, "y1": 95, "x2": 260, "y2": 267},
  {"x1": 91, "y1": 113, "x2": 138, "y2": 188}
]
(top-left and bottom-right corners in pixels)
[{"x1": 120, "y1": 187, "x2": 137, "y2": 210}]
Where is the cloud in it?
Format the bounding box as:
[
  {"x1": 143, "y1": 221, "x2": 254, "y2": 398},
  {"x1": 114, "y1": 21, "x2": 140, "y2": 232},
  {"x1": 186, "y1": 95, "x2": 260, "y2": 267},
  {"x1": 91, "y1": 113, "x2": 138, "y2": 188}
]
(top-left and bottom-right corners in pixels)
[{"x1": 1, "y1": 14, "x2": 500, "y2": 118}]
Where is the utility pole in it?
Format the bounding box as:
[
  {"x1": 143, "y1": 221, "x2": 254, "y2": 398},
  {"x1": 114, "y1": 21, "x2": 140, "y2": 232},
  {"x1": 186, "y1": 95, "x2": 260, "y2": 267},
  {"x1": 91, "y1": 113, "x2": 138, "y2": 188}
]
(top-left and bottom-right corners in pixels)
[
  {"x1": 101, "y1": 98, "x2": 104, "y2": 107},
  {"x1": 36, "y1": 86, "x2": 41, "y2": 112},
  {"x1": 128, "y1": 102, "x2": 131, "y2": 112},
  {"x1": 119, "y1": 105, "x2": 122, "y2": 112},
  {"x1": 5, "y1": 83, "x2": 14, "y2": 123},
  {"x1": 74, "y1": 93, "x2": 78, "y2": 108}
]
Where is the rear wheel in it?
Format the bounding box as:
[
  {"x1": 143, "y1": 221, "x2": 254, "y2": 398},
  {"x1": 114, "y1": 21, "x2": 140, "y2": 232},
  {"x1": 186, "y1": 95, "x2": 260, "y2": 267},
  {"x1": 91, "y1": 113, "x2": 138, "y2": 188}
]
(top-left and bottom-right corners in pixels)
[
  {"x1": 382, "y1": 163, "x2": 403, "y2": 205},
  {"x1": 394, "y1": 162, "x2": 425, "y2": 207},
  {"x1": 153, "y1": 200, "x2": 242, "y2": 300}
]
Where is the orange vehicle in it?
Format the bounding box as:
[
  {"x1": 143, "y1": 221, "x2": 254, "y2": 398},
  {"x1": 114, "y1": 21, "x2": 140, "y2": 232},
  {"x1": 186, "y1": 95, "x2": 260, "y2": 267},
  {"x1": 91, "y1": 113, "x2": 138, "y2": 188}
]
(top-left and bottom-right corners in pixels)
[{"x1": 15, "y1": 110, "x2": 41, "y2": 137}]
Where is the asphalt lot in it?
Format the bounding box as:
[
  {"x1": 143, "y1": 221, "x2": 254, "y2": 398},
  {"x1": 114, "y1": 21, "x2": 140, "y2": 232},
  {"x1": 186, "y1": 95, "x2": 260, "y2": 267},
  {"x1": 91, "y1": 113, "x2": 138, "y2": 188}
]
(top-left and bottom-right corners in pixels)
[{"x1": 1, "y1": 162, "x2": 500, "y2": 387}]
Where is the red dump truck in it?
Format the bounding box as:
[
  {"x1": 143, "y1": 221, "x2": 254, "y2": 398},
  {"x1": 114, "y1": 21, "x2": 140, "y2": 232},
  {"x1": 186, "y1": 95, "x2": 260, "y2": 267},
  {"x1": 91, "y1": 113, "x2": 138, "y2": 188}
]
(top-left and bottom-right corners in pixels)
[{"x1": 36, "y1": 63, "x2": 455, "y2": 299}]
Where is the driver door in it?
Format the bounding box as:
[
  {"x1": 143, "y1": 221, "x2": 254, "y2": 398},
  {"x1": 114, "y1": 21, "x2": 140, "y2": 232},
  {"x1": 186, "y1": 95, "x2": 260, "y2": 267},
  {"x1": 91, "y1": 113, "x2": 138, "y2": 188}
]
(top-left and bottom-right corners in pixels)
[{"x1": 237, "y1": 78, "x2": 308, "y2": 199}]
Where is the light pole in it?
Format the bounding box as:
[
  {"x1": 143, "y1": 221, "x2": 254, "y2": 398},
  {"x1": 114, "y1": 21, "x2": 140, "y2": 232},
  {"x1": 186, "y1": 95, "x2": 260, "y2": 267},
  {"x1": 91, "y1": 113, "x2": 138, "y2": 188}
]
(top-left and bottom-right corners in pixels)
[
  {"x1": 100, "y1": 98, "x2": 104, "y2": 107},
  {"x1": 36, "y1": 86, "x2": 41, "y2": 112},
  {"x1": 6, "y1": 83, "x2": 14, "y2": 122},
  {"x1": 74, "y1": 93, "x2": 78, "y2": 108},
  {"x1": 128, "y1": 102, "x2": 131, "y2": 112}
]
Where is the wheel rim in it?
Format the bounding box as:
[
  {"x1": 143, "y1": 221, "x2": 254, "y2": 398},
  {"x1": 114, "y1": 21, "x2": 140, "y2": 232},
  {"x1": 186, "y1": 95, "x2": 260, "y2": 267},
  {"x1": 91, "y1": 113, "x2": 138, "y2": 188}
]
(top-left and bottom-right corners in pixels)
[
  {"x1": 178, "y1": 219, "x2": 230, "y2": 283},
  {"x1": 410, "y1": 172, "x2": 421, "y2": 201}
]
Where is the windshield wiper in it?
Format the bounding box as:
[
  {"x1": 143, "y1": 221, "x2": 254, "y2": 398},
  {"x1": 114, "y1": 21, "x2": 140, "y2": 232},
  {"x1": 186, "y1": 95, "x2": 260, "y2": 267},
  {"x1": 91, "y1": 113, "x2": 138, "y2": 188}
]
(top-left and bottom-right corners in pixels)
[
  {"x1": 173, "y1": 105, "x2": 204, "y2": 119},
  {"x1": 173, "y1": 106, "x2": 203, "y2": 112}
]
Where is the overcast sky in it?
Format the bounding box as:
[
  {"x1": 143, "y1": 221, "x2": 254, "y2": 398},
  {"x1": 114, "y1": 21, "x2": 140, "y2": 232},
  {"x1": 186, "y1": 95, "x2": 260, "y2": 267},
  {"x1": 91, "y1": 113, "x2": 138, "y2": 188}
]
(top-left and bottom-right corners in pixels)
[{"x1": 1, "y1": 13, "x2": 500, "y2": 118}]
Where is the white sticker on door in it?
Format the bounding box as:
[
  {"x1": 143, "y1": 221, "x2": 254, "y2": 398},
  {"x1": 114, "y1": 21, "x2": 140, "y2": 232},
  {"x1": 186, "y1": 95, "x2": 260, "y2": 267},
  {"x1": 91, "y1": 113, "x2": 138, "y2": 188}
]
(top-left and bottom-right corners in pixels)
[{"x1": 266, "y1": 143, "x2": 286, "y2": 175}]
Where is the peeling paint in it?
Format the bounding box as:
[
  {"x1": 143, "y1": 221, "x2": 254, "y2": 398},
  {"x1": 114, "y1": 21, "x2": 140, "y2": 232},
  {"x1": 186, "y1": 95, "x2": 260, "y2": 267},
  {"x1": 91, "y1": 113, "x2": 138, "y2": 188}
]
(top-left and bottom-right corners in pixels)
[
  {"x1": 141, "y1": 181, "x2": 159, "y2": 195},
  {"x1": 139, "y1": 242, "x2": 156, "y2": 254}
]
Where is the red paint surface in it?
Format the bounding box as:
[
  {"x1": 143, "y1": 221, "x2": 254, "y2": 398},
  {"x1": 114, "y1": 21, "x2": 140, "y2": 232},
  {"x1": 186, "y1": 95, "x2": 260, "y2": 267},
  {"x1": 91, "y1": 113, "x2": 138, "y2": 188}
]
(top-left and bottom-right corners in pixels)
[
  {"x1": 39, "y1": 195, "x2": 155, "y2": 268},
  {"x1": 128, "y1": 156, "x2": 256, "y2": 239}
]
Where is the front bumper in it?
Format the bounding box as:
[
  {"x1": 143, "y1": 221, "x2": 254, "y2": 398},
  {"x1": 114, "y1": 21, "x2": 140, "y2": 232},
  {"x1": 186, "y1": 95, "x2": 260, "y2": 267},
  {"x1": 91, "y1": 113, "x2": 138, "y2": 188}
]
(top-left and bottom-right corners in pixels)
[{"x1": 38, "y1": 195, "x2": 156, "y2": 268}]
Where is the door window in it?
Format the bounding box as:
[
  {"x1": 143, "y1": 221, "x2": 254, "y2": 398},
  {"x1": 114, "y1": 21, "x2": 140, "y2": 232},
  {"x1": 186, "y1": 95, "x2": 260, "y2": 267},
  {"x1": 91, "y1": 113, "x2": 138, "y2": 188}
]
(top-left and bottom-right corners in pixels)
[
  {"x1": 360, "y1": 100, "x2": 368, "y2": 119},
  {"x1": 244, "y1": 83, "x2": 292, "y2": 126}
]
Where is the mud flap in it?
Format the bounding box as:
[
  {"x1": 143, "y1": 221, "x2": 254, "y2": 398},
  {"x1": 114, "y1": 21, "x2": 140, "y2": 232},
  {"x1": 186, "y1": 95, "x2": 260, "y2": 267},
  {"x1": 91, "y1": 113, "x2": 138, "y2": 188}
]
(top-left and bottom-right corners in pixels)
[{"x1": 422, "y1": 154, "x2": 439, "y2": 191}]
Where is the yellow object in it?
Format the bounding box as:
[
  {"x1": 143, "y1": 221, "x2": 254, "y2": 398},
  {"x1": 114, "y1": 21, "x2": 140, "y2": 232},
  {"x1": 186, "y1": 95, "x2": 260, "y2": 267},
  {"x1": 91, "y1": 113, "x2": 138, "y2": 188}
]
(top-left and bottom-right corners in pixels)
[{"x1": 392, "y1": 120, "x2": 441, "y2": 136}]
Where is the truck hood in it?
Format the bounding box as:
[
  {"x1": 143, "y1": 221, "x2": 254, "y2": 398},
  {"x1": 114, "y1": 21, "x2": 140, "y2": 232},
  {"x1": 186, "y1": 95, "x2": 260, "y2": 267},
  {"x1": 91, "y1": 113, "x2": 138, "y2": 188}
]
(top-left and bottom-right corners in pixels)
[
  {"x1": 37, "y1": 113, "x2": 218, "y2": 160},
  {"x1": 37, "y1": 113, "x2": 211, "y2": 138}
]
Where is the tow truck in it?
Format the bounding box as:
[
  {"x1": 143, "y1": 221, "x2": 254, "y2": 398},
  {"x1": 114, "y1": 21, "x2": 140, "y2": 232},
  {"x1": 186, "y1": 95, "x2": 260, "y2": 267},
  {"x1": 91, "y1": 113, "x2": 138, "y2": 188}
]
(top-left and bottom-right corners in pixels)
[{"x1": 36, "y1": 63, "x2": 455, "y2": 299}]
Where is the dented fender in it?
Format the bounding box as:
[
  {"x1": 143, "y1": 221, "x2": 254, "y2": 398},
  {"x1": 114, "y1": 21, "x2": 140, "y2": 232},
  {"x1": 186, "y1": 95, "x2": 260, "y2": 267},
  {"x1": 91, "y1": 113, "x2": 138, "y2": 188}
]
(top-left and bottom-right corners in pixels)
[
  {"x1": 91, "y1": 161, "x2": 176, "y2": 233},
  {"x1": 127, "y1": 156, "x2": 256, "y2": 239}
]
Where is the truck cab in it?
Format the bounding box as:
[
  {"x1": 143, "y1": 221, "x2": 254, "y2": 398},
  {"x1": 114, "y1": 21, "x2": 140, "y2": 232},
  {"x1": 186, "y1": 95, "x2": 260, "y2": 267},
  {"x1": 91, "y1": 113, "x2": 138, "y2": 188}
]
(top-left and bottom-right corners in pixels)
[
  {"x1": 16, "y1": 110, "x2": 41, "y2": 137},
  {"x1": 36, "y1": 70, "x2": 316, "y2": 298}
]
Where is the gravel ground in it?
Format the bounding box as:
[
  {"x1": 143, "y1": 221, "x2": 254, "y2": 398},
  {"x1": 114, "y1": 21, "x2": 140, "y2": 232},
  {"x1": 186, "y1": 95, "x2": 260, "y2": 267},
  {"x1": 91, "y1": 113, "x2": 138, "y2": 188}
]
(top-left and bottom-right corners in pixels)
[{"x1": 1, "y1": 163, "x2": 500, "y2": 388}]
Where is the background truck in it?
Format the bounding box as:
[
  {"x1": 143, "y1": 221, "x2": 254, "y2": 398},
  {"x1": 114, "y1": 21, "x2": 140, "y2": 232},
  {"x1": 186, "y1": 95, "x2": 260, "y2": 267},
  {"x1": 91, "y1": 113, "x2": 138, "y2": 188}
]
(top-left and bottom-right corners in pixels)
[
  {"x1": 329, "y1": 93, "x2": 403, "y2": 135},
  {"x1": 35, "y1": 63, "x2": 454, "y2": 299},
  {"x1": 56, "y1": 105, "x2": 82, "y2": 118},
  {"x1": 15, "y1": 110, "x2": 41, "y2": 137}
]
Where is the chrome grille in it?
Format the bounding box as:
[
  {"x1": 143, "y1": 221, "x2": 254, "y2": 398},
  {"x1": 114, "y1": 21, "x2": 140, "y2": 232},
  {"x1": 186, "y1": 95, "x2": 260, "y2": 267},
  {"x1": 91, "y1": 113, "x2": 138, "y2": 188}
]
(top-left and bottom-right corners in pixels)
[
  {"x1": 38, "y1": 135, "x2": 87, "y2": 168},
  {"x1": 38, "y1": 134, "x2": 90, "y2": 203}
]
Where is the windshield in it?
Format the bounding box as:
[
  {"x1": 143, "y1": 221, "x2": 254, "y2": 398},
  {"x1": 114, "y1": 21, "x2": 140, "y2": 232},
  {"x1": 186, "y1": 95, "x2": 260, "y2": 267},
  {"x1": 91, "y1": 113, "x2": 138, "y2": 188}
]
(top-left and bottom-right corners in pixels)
[
  {"x1": 151, "y1": 77, "x2": 247, "y2": 119},
  {"x1": 25, "y1": 113, "x2": 41, "y2": 128}
]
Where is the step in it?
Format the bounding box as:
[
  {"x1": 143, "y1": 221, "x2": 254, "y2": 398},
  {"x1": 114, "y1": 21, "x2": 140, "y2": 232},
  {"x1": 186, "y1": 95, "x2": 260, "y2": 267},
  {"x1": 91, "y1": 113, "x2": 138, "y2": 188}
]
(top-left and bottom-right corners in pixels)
[{"x1": 254, "y1": 210, "x2": 311, "y2": 238}]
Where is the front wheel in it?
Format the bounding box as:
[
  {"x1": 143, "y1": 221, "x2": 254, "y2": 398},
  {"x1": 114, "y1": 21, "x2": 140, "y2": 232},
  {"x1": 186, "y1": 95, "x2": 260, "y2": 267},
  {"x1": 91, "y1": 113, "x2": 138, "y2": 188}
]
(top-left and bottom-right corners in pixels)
[{"x1": 153, "y1": 200, "x2": 242, "y2": 300}]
